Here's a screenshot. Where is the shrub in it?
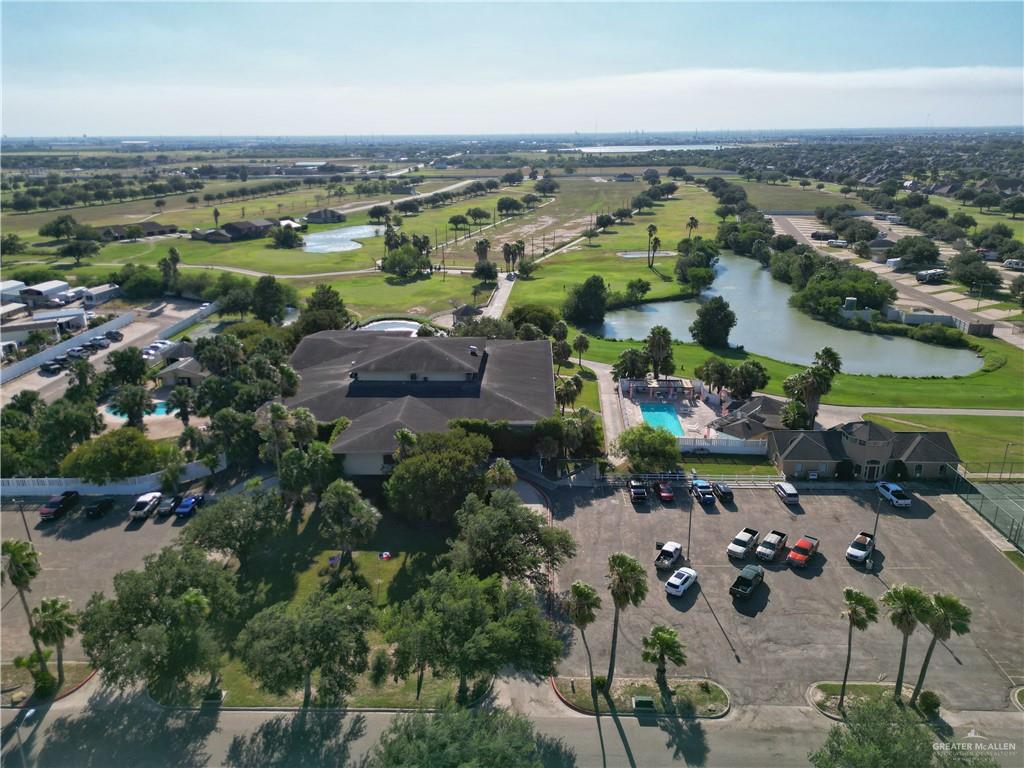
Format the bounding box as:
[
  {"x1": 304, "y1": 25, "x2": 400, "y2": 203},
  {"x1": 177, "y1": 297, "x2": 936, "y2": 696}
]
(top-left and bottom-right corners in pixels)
[
  {"x1": 917, "y1": 690, "x2": 940, "y2": 719},
  {"x1": 594, "y1": 675, "x2": 608, "y2": 692}
]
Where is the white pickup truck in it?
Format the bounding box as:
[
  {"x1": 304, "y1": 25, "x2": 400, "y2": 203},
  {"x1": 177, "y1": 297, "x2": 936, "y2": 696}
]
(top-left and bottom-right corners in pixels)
[
  {"x1": 727, "y1": 528, "x2": 759, "y2": 559},
  {"x1": 655, "y1": 541, "x2": 683, "y2": 571}
]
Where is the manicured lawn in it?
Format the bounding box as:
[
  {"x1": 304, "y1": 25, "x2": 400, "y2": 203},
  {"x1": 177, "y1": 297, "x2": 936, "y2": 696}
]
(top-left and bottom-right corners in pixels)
[
  {"x1": 926, "y1": 193, "x2": 1024, "y2": 242},
  {"x1": 301, "y1": 272, "x2": 489, "y2": 320},
  {"x1": 737, "y1": 181, "x2": 862, "y2": 212},
  {"x1": 862, "y1": 414, "x2": 1024, "y2": 466},
  {"x1": 554, "y1": 676, "x2": 728, "y2": 717},
  {"x1": 556, "y1": 361, "x2": 601, "y2": 413},
  {"x1": 577, "y1": 334, "x2": 1024, "y2": 410},
  {"x1": 1004, "y1": 550, "x2": 1024, "y2": 573},
  {"x1": 676, "y1": 454, "x2": 779, "y2": 476},
  {"x1": 1, "y1": 662, "x2": 93, "y2": 706}
]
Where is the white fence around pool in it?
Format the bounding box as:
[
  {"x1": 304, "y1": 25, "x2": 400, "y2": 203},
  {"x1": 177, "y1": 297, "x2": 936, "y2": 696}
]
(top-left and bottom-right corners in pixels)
[
  {"x1": 678, "y1": 437, "x2": 768, "y2": 456},
  {"x1": 0, "y1": 458, "x2": 222, "y2": 497}
]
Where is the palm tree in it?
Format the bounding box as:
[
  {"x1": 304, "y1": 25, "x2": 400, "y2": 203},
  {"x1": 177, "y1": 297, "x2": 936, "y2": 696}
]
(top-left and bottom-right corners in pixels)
[
  {"x1": 606, "y1": 552, "x2": 648, "y2": 688},
  {"x1": 572, "y1": 334, "x2": 590, "y2": 367},
  {"x1": 319, "y1": 479, "x2": 382, "y2": 558},
  {"x1": 30, "y1": 597, "x2": 78, "y2": 688},
  {"x1": 567, "y1": 580, "x2": 602, "y2": 697},
  {"x1": 213, "y1": 207, "x2": 221, "y2": 227},
  {"x1": 814, "y1": 346, "x2": 842, "y2": 375},
  {"x1": 646, "y1": 223, "x2": 657, "y2": 266},
  {"x1": 686, "y1": 216, "x2": 699, "y2": 242},
  {"x1": 166, "y1": 385, "x2": 195, "y2": 427},
  {"x1": 485, "y1": 458, "x2": 517, "y2": 490},
  {"x1": 167, "y1": 247, "x2": 181, "y2": 285},
  {"x1": 839, "y1": 588, "x2": 879, "y2": 711},
  {"x1": 881, "y1": 584, "x2": 932, "y2": 702},
  {"x1": 473, "y1": 238, "x2": 490, "y2": 263},
  {"x1": 641, "y1": 624, "x2": 687, "y2": 686},
  {"x1": 555, "y1": 378, "x2": 574, "y2": 415},
  {"x1": 649, "y1": 236, "x2": 661, "y2": 268},
  {"x1": 112, "y1": 384, "x2": 155, "y2": 430},
  {"x1": 910, "y1": 593, "x2": 971, "y2": 707},
  {"x1": 2, "y1": 540, "x2": 48, "y2": 674}
]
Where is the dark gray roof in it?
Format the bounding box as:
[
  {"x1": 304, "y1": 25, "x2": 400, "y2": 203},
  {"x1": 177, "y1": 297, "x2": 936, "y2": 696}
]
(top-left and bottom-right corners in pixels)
[
  {"x1": 892, "y1": 432, "x2": 960, "y2": 465},
  {"x1": 285, "y1": 331, "x2": 554, "y2": 452},
  {"x1": 711, "y1": 396, "x2": 785, "y2": 439},
  {"x1": 769, "y1": 430, "x2": 848, "y2": 463},
  {"x1": 836, "y1": 421, "x2": 895, "y2": 443}
]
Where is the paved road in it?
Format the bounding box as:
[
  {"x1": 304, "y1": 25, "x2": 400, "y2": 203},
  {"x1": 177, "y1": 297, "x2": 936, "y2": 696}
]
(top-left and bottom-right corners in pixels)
[
  {"x1": 817, "y1": 403, "x2": 1024, "y2": 427},
  {"x1": 770, "y1": 215, "x2": 1024, "y2": 351},
  {"x1": 583, "y1": 359, "x2": 626, "y2": 457},
  {"x1": 4, "y1": 675, "x2": 1022, "y2": 768}
]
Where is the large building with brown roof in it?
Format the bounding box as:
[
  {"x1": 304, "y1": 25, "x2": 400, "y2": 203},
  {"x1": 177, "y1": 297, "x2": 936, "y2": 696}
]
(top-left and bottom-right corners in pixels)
[{"x1": 284, "y1": 331, "x2": 555, "y2": 475}]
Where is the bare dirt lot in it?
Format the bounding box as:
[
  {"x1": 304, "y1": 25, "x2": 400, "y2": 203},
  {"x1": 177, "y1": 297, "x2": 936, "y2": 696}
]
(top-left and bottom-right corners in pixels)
[{"x1": 551, "y1": 485, "x2": 1024, "y2": 710}]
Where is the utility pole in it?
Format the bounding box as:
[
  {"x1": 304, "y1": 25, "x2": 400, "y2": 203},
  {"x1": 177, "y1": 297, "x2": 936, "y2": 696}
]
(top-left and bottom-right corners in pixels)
[{"x1": 12, "y1": 498, "x2": 32, "y2": 542}]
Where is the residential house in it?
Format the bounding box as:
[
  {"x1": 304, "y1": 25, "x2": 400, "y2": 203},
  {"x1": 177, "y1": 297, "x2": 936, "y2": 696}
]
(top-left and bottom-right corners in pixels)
[
  {"x1": 767, "y1": 420, "x2": 960, "y2": 481},
  {"x1": 191, "y1": 228, "x2": 233, "y2": 243},
  {"x1": 157, "y1": 357, "x2": 210, "y2": 388},
  {"x1": 222, "y1": 219, "x2": 275, "y2": 240},
  {"x1": 98, "y1": 222, "x2": 179, "y2": 241},
  {"x1": 710, "y1": 396, "x2": 787, "y2": 440},
  {"x1": 306, "y1": 208, "x2": 348, "y2": 224},
  {"x1": 281, "y1": 331, "x2": 555, "y2": 476},
  {"x1": 614, "y1": 173, "x2": 636, "y2": 182}
]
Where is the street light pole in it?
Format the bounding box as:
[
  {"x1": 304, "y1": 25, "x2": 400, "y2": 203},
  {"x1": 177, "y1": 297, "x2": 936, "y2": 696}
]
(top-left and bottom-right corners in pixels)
[
  {"x1": 1000, "y1": 442, "x2": 1017, "y2": 481},
  {"x1": 13, "y1": 498, "x2": 32, "y2": 543}
]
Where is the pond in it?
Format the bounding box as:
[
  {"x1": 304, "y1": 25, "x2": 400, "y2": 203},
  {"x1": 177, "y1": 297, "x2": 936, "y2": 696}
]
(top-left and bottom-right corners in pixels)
[
  {"x1": 589, "y1": 253, "x2": 983, "y2": 377},
  {"x1": 303, "y1": 224, "x2": 383, "y2": 253}
]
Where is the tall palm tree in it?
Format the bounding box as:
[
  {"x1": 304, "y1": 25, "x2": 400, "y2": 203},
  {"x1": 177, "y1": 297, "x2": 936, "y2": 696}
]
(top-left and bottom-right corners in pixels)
[
  {"x1": 555, "y1": 378, "x2": 573, "y2": 415},
  {"x1": 166, "y1": 385, "x2": 195, "y2": 427},
  {"x1": 641, "y1": 624, "x2": 687, "y2": 686},
  {"x1": 31, "y1": 597, "x2": 78, "y2": 688},
  {"x1": 839, "y1": 588, "x2": 879, "y2": 711},
  {"x1": 649, "y1": 236, "x2": 661, "y2": 268},
  {"x1": 881, "y1": 584, "x2": 932, "y2": 702},
  {"x1": 567, "y1": 581, "x2": 602, "y2": 696},
  {"x1": 112, "y1": 384, "x2": 155, "y2": 430},
  {"x1": 2, "y1": 540, "x2": 48, "y2": 674},
  {"x1": 814, "y1": 346, "x2": 842, "y2": 374},
  {"x1": 910, "y1": 593, "x2": 971, "y2": 706},
  {"x1": 644, "y1": 325, "x2": 673, "y2": 380},
  {"x1": 572, "y1": 334, "x2": 590, "y2": 367},
  {"x1": 606, "y1": 552, "x2": 648, "y2": 688},
  {"x1": 485, "y1": 457, "x2": 517, "y2": 490},
  {"x1": 686, "y1": 216, "x2": 699, "y2": 242},
  {"x1": 646, "y1": 223, "x2": 657, "y2": 266}
]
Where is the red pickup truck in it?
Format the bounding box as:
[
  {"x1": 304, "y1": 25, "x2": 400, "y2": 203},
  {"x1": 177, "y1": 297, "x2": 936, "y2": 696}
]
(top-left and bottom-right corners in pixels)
[{"x1": 786, "y1": 535, "x2": 819, "y2": 568}]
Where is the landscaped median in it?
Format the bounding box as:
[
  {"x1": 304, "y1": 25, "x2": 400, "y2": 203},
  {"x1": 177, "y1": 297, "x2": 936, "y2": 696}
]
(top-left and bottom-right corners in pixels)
[
  {"x1": 808, "y1": 681, "x2": 916, "y2": 721},
  {"x1": 1, "y1": 662, "x2": 95, "y2": 707},
  {"x1": 552, "y1": 676, "x2": 729, "y2": 718}
]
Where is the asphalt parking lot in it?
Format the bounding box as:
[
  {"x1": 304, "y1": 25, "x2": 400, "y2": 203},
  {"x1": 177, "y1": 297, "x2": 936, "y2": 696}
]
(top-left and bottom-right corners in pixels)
[
  {"x1": 1, "y1": 495, "x2": 195, "y2": 660},
  {"x1": 551, "y1": 484, "x2": 1024, "y2": 710}
]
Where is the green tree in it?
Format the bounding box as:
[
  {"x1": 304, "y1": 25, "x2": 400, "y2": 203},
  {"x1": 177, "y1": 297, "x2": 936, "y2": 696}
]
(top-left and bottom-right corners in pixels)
[
  {"x1": 368, "y1": 204, "x2": 391, "y2": 223},
  {"x1": 880, "y1": 584, "x2": 932, "y2": 702},
  {"x1": 124, "y1": 225, "x2": 144, "y2": 242},
  {"x1": 318, "y1": 479, "x2": 382, "y2": 557},
  {"x1": 552, "y1": 339, "x2": 572, "y2": 374},
  {"x1": 694, "y1": 356, "x2": 733, "y2": 394},
  {"x1": 973, "y1": 191, "x2": 1001, "y2": 212},
  {"x1": 270, "y1": 225, "x2": 304, "y2": 249},
  {"x1": 614, "y1": 424, "x2": 679, "y2": 472},
  {"x1": 611, "y1": 347, "x2": 649, "y2": 380},
  {"x1": 368, "y1": 706, "x2": 557, "y2": 768},
  {"x1": 625, "y1": 278, "x2": 651, "y2": 304},
  {"x1": 1001, "y1": 195, "x2": 1024, "y2": 218},
  {"x1": 38, "y1": 214, "x2": 77, "y2": 242},
  {"x1": 30, "y1": 597, "x2": 78, "y2": 688},
  {"x1": 448, "y1": 214, "x2": 469, "y2": 231},
  {"x1": 305, "y1": 440, "x2": 336, "y2": 499},
  {"x1": 251, "y1": 275, "x2": 287, "y2": 325},
  {"x1": 80, "y1": 546, "x2": 238, "y2": 691},
  {"x1": 567, "y1": 580, "x2": 602, "y2": 702},
  {"x1": 58, "y1": 239, "x2": 100, "y2": 266},
  {"x1": 838, "y1": 588, "x2": 879, "y2": 712},
  {"x1": 485, "y1": 457, "x2": 517, "y2": 490},
  {"x1": 562, "y1": 275, "x2": 608, "y2": 324},
  {"x1": 239, "y1": 584, "x2": 374, "y2": 707},
  {"x1": 472, "y1": 260, "x2": 498, "y2": 281},
  {"x1": 571, "y1": 333, "x2": 590, "y2": 366},
  {"x1": 162, "y1": 386, "x2": 195, "y2": 428},
  {"x1": 473, "y1": 239, "x2": 490, "y2": 262},
  {"x1": 257, "y1": 402, "x2": 294, "y2": 472},
  {"x1": 644, "y1": 325, "x2": 675, "y2": 379},
  {"x1": 910, "y1": 593, "x2": 971, "y2": 707},
  {"x1": 689, "y1": 296, "x2": 736, "y2": 348},
  {"x1": 729, "y1": 360, "x2": 769, "y2": 399},
  {"x1": 605, "y1": 553, "x2": 647, "y2": 687},
  {"x1": 782, "y1": 347, "x2": 842, "y2": 428},
  {"x1": 448, "y1": 490, "x2": 576, "y2": 589},
  {"x1": 2, "y1": 540, "x2": 48, "y2": 672},
  {"x1": 60, "y1": 428, "x2": 159, "y2": 483},
  {"x1": 106, "y1": 347, "x2": 147, "y2": 386},
  {"x1": 179, "y1": 491, "x2": 285, "y2": 568},
  {"x1": 1, "y1": 233, "x2": 28, "y2": 255},
  {"x1": 686, "y1": 216, "x2": 699, "y2": 242},
  {"x1": 641, "y1": 624, "x2": 687, "y2": 685},
  {"x1": 111, "y1": 384, "x2": 155, "y2": 430}
]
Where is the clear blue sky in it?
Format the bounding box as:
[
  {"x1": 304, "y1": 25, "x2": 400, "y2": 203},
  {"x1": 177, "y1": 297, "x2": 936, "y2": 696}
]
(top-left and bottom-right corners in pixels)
[{"x1": 3, "y1": 1, "x2": 1022, "y2": 135}]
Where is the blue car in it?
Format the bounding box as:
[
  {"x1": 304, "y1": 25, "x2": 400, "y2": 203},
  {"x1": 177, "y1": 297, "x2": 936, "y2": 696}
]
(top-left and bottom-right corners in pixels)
[
  {"x1": 174, "y1": 495, "x2": 205, "y2": 517},
  {"x1": 690, "y1": 480, "x2": 716, "y2": 504}
]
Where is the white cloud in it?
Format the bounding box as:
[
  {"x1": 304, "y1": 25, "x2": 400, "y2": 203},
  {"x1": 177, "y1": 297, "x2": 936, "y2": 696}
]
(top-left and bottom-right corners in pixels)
[{"x1": 4, "y1": 66, "x2": 1021, "y2": 135}]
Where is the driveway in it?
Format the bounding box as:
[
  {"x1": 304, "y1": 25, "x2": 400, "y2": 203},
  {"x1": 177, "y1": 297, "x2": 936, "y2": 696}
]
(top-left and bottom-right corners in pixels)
[{"x1": 550, "y1": 485, "x2": 1024, "y2": 710}]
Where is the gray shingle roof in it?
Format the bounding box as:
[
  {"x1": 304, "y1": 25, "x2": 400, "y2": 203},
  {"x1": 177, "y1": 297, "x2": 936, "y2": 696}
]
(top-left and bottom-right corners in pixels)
[
  {"x1": 892, "y1": 432, "x2": 960, "y2": 464},
  {"x1": 837, "y1": 421, "x2": 895, "y2": 443},
  {"x1": 769, "y1": 430, "x2": 848, "y2": 463}
]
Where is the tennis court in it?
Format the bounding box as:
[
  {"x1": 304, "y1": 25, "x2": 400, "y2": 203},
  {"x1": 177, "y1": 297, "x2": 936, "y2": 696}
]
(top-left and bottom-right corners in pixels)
[{"x1": 953, "y1": 475, "x2": 1024, "y2": 549}]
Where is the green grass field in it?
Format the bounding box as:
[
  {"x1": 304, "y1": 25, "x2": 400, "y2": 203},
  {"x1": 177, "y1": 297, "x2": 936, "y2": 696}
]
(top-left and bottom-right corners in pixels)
[
  {"x1": 577, "y1": 334, "x2": 1024, "y2": 410},
  {"x1": 926, "y1": 193, "x2": 1024, "y2": 242},
  {"x1": 508, "y1": 185, "x2": 721, "y2": 312},
  {"x1": 862, "y1": 414, "x2": 1024, "y2": 466},
  {"x1": 556, "y1": 361, "x2": 601, "y2": 413},
  {"x1": 738, "y1": 181, "x2": 863, "y2": 211},
  {"x1": 299, "y1": 272, "x2": 488, "y2": 320}
]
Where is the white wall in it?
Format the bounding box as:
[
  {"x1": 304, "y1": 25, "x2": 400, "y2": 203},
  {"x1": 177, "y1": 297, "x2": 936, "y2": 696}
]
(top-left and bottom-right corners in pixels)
[
  {"x1": 0, "y1": 458, "x2": 221, "y2": 496},
  {"x1": 157, "y1": 300, "x2": 220, "y2": 340},
  {"x1": 678, "y1": 437, "x2": 768, "y2": 456},
  {"x1": 343, "y1": 453, "x2": 390, "y2": 476}
]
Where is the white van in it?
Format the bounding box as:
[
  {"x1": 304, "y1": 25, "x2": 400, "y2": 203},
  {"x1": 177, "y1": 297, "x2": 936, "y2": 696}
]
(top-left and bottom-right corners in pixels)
[
  {"x1": 773, "y1": 482, "x2": 800, "y2": 504},
  {"x1": 1003, "y1": 259, "x2": 1024, "y2": 271},
  {"x1": 826, "y1": 239, "x2": 848, "y2": 247}
]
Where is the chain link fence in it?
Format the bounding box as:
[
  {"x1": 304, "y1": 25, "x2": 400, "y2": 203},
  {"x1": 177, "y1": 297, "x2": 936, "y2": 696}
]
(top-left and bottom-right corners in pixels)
[{"x1": 948, "y1": 463, "x2": 1024, "y2": 551}]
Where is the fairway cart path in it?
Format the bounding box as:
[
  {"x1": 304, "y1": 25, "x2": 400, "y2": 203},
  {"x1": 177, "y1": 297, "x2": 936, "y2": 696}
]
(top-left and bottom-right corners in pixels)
[{"x1": 814, "y1": 403, "x2": 1024, "y2": 428}]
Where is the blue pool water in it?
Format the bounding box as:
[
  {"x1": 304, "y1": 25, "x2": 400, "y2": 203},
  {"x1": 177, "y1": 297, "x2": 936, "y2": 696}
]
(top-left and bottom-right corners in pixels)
[
  {"x1": 639, "y1": 402, "x2": 684, "y2": 437},
  {"x1": 105, "y1": 401, "x2": 171, "y2": 418}
]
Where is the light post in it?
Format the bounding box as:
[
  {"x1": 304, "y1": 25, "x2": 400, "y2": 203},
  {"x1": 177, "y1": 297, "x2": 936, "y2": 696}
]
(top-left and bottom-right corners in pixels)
[
  {"x1": 11, "y1": 497, "x2": 32, "y2": 543},
  {"x1": 867, "y1": 496, "x2": 882, "y2": 573},
  {"x1": 1000, "y1": 442, "x2": 1018, "y2": 481}
]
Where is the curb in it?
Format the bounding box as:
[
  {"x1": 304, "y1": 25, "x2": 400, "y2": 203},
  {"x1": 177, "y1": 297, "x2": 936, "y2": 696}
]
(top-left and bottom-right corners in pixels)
[
  {"x1": 805, "y1": 680, "x2": 915, "y2": 722},
  {"x1": 1, "y1": 668, "x2": 97, "y2": 710},
  {"x1": 1012, "y1": 687, "x2": 1024, "y2": 713},
  {"x1": 549, "y1": 676, "x2": 731, "y2": 720}
]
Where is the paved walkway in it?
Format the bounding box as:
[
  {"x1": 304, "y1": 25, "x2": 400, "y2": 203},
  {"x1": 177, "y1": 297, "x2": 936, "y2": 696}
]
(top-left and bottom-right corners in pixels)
[
  {"x1": 582, "y1": 360, "x2": 626, "y2": 458},
  {"x1": 816, "y1": 403, "x2": 1024, "y2": 428}
]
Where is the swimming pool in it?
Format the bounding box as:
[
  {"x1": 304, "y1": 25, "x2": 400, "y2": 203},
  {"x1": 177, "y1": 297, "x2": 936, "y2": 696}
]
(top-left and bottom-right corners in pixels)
[
  {"x1": 105, "y1": 401, "x2": 171, "y2": 418},
  {"x1": 639, "y1": 402, "x2": 684, "y2": 437}
]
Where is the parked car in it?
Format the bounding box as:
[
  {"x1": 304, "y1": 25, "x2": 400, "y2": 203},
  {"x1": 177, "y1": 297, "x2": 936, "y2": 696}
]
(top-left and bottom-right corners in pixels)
[
  {"x1": 90, "y1": 336, "x2": 111, "y2": 349},
  {"x1": 690, "y1": 479, "x2": 715, "y2": 504},
  {"x1": 653, "y1": 482, "x2": 675, "y2": 502},
  {"x1": 628, "y1": 480, "x2": 648, "y2": 503},
  {"x1": 84, "y1": 498, "x2": 114, "y2": 519},
  {"x1": 655, "y1": 541, "x2": 683, "y2": 571},
  {"x1": 773, "y1": 482, "x2": 800, "y2": 504},
  {"x1": 712, "y1": 482, "x2": 734, "y2": 503},
  {"x1": 877, "y1": 481, "x2": 912, "y2": 508},
  {"x1": 787, "y1": 535, "x2": 820, "y2": 568},
  {"x1": 40, "y1": 491, "x2": 79, "y2": 521},
  {"x1": 128, "y1": 492, "x2": 162, "y2": 520},
  {"x1": 665, "y1": 567, "x2": 699, "y2": 597},
  {"x1": 53, "y1": 354, "x2": 70, "y2": 366},
  {"x1": 156, "y1": 495, "x2": 183, "y2": 516},
  {"x1": 727, "y1": 527, "x2": 759, "y2": 559},
  {"x1": 756, "y1": 530, "x2": 788, "y2": 562},
  {"x1": 174, "y1": 495, "x2": 206, "y2": 517},
  {"x1": 729, "y1": 564, "x2": 765, "y2": 599},
  {"x1": 104, "y1": 330, "x2": 124, "y2": 342},
  {"x1": 846, "y1": 531, "x2": 875, "y2": 564},
  {"x1": 67, "y1": 347, "x2": 88, "y2": 359},
  {"x1": 39, "y1": 362, "x2": 63, "y2": 375}
]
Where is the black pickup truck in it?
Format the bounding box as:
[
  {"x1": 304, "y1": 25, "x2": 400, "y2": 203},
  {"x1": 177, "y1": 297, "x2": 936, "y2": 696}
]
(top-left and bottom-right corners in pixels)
[{"x1": 729, "y1": 564, "x2": 765, "y2": 599}]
